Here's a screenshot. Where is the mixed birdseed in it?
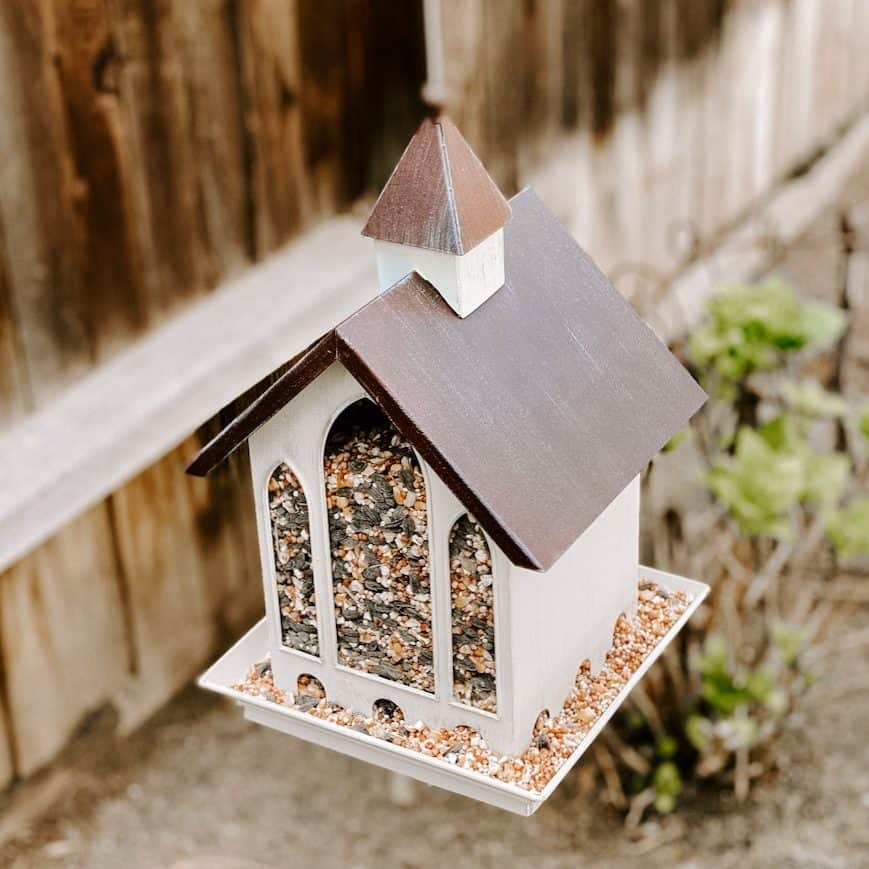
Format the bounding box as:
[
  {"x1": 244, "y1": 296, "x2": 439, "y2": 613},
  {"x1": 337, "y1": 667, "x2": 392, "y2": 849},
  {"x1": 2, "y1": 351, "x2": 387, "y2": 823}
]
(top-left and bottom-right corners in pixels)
[
  {"x1": 449, "y1": 515, "x2": 497, "y2": 712},
  {"x1": 268, "y1": 463, "x2": 319, "y2": 656},
  {"x1": 234, "y1": 579, "x2": 691, "y2": 793},
  {"x1": 325, "y1": 400, "x2": 434, "y2": 693}
]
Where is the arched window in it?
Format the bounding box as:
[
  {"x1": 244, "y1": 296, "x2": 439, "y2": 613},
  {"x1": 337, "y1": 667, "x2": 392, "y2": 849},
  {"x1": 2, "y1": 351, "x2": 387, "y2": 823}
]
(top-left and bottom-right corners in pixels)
[
  {"x1": 268, "y1": 463, "x2": 318, "y2": 656},
  {"x1": 324, "y1": 398, "x2": 434, "y2": 693},
  {"x1": 449, "y1": 514, "x2": 496, "y2": 712}
]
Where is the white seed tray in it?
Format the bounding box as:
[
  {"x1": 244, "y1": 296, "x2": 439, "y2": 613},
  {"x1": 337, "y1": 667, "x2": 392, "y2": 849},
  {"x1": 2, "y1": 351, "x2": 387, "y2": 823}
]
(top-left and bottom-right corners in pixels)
[{"x1": 199, "y1": 566, "x2": 708, "y2": 816}]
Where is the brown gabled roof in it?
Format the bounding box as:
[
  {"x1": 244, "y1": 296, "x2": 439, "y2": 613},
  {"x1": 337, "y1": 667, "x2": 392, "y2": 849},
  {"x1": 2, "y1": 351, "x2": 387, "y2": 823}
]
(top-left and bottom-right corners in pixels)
[
  {"x1": 361, "y1": 116, "x2": 511, "y2": 255},
  {"x1": 188, "y1": 188, "x2": 706, "y2": 572}
]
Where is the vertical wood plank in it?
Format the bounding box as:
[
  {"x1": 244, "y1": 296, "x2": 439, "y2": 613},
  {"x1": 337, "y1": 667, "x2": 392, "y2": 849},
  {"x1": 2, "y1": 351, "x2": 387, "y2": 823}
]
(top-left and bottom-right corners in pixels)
[
  {"x1": 109, "y1": 438, "x2": 216, "y2": 731},
  {"x1": 233, "y1": 0, "x2": 314, "y2": 255},
  {"x1": 0, "y1": 505, "x2": 129, "y2": 776},
  {"x1": 439, "y1": 0, "x2": 486, "y2": 148},
  {"x1": 109, "y1": 0, "x2": 209, "y2": 315},
  {"x1": 172, "y1": 0, "x2": 252, "y2": 275},
  {"x1": 0, "y1": 1, "x2": 92, "y2": 404},
  {"x1": 295, "y1": 0, "x2": 351, "y2": 216},
  {"x1": 0, "y1": 212, "x2": 30, "y2": 431},
  {"x1": 49, "y1": 0, "x2": 149, "y2": 361},
  {"x1": 0, "y1": 688, "x2": 13, "y2": 790}
]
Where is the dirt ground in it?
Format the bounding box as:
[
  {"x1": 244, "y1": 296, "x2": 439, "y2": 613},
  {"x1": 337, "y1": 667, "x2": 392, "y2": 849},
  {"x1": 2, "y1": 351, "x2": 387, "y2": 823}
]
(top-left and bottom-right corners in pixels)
[
  {"x1": 4, "y1": 156, "x2": 869, "y2": 869},
  {"x1": 2, "y1": 596, "x2": 867, "y2": 869}
]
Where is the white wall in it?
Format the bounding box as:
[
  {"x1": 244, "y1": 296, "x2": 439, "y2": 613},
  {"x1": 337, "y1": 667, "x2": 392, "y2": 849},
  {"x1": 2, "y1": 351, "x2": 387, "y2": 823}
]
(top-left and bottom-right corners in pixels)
[
  {"x1": 505, "y1": 476, "x2": 640, "y2": 744},
  {"x1": 374, "y1": 229, "x2": 504, "y2": 317}
]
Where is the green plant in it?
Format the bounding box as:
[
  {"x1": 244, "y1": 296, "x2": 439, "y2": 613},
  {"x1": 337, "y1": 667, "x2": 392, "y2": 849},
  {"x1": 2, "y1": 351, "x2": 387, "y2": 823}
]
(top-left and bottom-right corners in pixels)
[
  {"x1": 605, "y1": 277, "x2": 867, "y2": 825},
  {"x1": 689, "y1": 278, "x2": 845, "y2": 398}
]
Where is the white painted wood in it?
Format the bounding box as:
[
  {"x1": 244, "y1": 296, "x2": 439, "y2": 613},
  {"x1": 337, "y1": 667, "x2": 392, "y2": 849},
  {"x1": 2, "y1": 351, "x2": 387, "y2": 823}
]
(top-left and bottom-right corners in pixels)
[
  {"x1": 247, "y1": 358, "x2": 645, "y2": 756},
  {"x1": 247, "y1": 361, "x2": 520, "y2": 753},
  {"x1": 505, "y1": 476, "x2": 640, "y2": 751},
  {"x1": 199, "y1": 566, "x2": 709, "y2": 815},
  {"x1": 0, "y1": 217, "x2": 377, "y2": 574},
  {"x1": 374, "y1": 229, "x2": 505, "y2": 317}
]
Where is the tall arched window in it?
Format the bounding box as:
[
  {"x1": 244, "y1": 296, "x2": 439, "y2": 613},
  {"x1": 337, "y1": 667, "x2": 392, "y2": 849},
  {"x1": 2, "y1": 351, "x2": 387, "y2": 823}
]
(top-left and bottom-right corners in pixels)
[
  {"x1": 449, "y1": 514, "x2": 496, "y2": 712},
  {"x1": 268, "y1": 463, "x2": 318, "y2": 656},
  {"x1": 324, "y1": 398, "x2": 434, "y2": 693}
]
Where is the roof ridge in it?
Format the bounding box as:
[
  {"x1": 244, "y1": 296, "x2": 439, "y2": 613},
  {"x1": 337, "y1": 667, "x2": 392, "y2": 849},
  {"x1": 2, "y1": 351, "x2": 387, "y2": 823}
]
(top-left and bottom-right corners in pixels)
[{"x1": 435, "y1": 118, "x2": 463, "y2": 253}]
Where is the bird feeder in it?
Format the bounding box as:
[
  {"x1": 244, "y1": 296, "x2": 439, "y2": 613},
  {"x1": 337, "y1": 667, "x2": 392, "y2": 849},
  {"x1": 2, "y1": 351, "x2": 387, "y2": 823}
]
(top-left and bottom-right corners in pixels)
[{"x1": 189, "y1": 117, "x2": 709, "y2": 815}]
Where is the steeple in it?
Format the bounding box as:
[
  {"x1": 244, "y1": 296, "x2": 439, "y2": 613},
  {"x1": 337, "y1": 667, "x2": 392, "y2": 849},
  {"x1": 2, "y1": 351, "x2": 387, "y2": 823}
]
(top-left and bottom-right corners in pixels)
[{"x1": 362, "y1": 116, "x2": 511, "y2": 317}]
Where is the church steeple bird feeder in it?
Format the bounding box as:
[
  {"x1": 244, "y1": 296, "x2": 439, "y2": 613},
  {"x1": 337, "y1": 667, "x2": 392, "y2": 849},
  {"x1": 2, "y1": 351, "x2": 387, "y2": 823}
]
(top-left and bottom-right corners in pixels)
[{"x1": 191, "y1": 116, "x2": 709, "y2": 815}]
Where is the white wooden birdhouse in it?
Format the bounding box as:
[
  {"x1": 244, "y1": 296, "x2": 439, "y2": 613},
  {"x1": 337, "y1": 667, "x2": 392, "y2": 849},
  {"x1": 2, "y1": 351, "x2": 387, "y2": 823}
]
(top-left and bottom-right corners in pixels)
[{"x1": 191, "y1": 116, "x2": 709, "y2": 814}]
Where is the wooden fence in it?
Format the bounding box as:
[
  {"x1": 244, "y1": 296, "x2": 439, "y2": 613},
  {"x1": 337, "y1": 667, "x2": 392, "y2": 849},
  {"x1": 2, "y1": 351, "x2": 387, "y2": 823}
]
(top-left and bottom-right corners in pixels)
[{"x1": 1, "y1": 0, "x2": 868, "y2": 789}]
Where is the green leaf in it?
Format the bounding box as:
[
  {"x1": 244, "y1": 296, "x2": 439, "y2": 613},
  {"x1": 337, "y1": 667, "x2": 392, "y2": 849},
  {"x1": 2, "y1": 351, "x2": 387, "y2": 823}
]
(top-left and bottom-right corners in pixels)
[
  {"x1": 859, "y1": 407, "x2": 869, "y2": 445},
  {"x1": 691, "y1": 634, "x2": 729, "y2": 680},
  {"x1": 771, "y1": 622, "x2": 810, "y2": 666},
  {"x1": 654, "y1": 792, "x2": 677, "y2": 815},
  {"x1": 826, "y1": 497, "x2": 869, "y2": 559},
  {"x1": 653, "y1": 761, "x2": 683, "y2": 799},
  {"x1": 685, "y1": 714, "x2": 712, "y2": 751},
  {"x1": 744, "y1": 667, "x2": 775, "y2": 704},
  {"x1": 706, "y1": 427, "x2": 804, "y2": 538},
  {"x1": 780, "y1": 380, "x2": 849, "y2": 418},
  {"x1": 708, "y1": 418, "x2": 850, "y2": 533},
  {"x1": 795, "y1": 301, "x2": 847, "y2": 349},
  {"x1": 689, "y1": 279, "x2": 846, "y2": 391},
  {"x1": 801, "y1": 452, "x2": 849, "y2": 506},
  {"x1": 656, "y1": 733, "x2": 679, "y2": 760}
]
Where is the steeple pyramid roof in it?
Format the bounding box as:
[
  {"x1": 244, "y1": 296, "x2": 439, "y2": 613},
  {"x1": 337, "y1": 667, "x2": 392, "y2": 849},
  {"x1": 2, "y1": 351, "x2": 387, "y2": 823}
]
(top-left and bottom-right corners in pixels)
[{"x1": 361, "y1": 116, "x2": 511, "y2": 255}]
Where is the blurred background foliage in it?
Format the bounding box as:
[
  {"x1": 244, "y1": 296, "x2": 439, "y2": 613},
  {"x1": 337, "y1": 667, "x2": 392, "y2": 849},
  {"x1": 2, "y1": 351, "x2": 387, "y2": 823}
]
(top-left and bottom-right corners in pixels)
[{"x1": 604, "y1": 275, "x2": 869, "y2": 823}]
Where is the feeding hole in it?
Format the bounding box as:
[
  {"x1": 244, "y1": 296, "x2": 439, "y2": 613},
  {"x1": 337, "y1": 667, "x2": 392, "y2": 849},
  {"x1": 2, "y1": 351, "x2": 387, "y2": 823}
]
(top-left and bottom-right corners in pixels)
[
  {"x1": 296, "y1": 673, "x2": 326, "y2": 699},
  {"x1": 372, "y1": 698, "x2": 404, "y2": 723},
  {"x1": 532, "y1": 709, "x2": 551, "y2": 736}
]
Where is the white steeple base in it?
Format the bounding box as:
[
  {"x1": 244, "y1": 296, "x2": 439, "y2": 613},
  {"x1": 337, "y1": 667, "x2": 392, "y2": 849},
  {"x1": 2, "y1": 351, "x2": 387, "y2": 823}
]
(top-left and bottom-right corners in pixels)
[{"x1": 374, "y1": 229, "x2": 505, "y2": 318}]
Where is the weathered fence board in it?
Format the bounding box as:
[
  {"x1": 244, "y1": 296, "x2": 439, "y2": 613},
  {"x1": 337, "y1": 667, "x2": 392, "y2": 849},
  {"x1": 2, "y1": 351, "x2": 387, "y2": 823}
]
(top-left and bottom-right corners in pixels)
[
  {"x1": 109, "y1": 439, "x2": 217, "y2": 731},
  {"x1": 2, "y1": 0, "x2": 869, "y2": 789},
  {"x1": 0, "y1": 504, "x2": 129, "y2": 776}
]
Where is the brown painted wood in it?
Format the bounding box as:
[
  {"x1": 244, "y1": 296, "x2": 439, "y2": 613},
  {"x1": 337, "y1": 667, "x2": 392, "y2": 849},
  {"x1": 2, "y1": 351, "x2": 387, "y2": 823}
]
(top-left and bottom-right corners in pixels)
[
  {"x1": 362, "y1": 116, "x2": 511, "y2": 255},
  {"x1": 340, "y1": 188, "x2": 707, "y2": 571},
  {"x1": 186, "y1": 332, "x2": 336, "y2": 476}
]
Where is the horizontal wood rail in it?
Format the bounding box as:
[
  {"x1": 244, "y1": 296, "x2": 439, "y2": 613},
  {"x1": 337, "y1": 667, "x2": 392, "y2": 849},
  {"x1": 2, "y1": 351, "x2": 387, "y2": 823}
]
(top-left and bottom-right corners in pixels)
[{"x1": 0, "y1": 217, "x2": 378, "y2": 574}]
